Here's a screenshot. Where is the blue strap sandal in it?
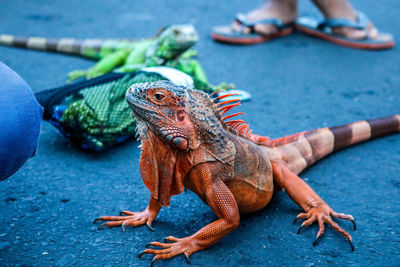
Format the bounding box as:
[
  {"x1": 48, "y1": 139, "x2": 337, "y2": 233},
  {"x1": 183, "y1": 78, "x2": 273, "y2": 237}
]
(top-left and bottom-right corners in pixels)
[
  {"x1": 296, "y1": 11, "x2": 394, "y2": 50},
  {"x1": 212, "y1": 13, "x2": 295, "y2": 45}
]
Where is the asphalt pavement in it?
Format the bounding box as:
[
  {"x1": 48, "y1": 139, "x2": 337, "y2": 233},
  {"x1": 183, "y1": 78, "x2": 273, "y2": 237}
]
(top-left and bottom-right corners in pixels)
[{"x1": 1, "y1": 0, "x2": 400, "y2": 266}]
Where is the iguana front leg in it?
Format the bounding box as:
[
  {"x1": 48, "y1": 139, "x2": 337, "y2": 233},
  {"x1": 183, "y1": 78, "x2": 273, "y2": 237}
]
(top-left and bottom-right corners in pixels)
[
  {"x1": 67, "y1": 49, "x2": 131, "y2": 82},
  {"x1": 94, "y1": 197, "x2": 161, "y2": 231},
  {"x1": 139, "y1": 165, "x2": 240, "y2": 265},
  {"x1": 271, "y1": 159, "x2": 356, "y2": 250}
]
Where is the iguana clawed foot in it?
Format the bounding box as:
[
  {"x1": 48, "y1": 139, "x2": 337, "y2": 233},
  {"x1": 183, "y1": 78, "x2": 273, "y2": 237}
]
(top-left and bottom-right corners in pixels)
[
  {"x1": 139, "y1": 236, "x2": 201, "y2": 266},
  {"x1": 93, "y1": 209, "x2": 156, "y2": 232},
  {"x1": 293, "y1": 203, "x2": 356, "y2": 251}
]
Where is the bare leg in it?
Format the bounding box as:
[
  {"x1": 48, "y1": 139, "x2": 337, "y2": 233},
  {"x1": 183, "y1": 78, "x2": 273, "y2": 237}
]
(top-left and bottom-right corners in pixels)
[
  {"x1": 232, "y1": 0, "x2": 297, "y2": 35},
  {"x1": 312, "y1": 0, "x2": 378, "y2": 39}
]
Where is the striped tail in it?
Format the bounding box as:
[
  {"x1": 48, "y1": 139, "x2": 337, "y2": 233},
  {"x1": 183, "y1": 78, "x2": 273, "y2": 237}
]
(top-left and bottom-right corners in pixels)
[
  {"x1": 0, "y1": 34, "x2": 136, "y2": 59},
  {"x1": 273, "y1": 115, "x2": 400, "y2": 175}
]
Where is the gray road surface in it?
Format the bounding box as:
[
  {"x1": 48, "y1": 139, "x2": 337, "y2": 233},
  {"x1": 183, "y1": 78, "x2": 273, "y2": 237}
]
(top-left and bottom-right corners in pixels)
[{"x1": 1, "y1": 0, "x2": 399, "y2": 266}]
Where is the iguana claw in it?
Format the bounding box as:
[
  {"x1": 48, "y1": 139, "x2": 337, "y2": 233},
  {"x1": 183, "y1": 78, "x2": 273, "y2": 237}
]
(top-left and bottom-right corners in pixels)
[
  {"x1": 146, "y1": 223, "x2": 155, "y2": 231},
  {"x1": 349, "y1": 240, "x2": 355, "y2": 252},
  {"x1": 312, "y1": 234, "x2": 322, "y2": 247},
  {"x1": 184, "y1": 253, "x2": 191, "y2": 264},
  {"x1": 98, "y1": 223, "x2": 108, "y2": 230},
  {"x1": 297, "y1": 225, "x2": 305, "y2": 234},
  {"x1": 150, "y1": 257, "x2": 157, "y2": 267}
]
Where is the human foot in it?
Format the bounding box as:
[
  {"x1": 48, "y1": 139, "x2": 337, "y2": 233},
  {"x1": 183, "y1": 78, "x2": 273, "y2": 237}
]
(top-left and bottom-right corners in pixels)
[
  {"x1": 312, "y1": 0, "x2": 377, "y2": 40},
  {"x1": 296, "y1": 0, "x2": 394, "y2": 50},
  {"x1": 231, "y1": 0, "x2": 297, "y2": 35},
  {"x1": 211, "y1": 0, "x2": 297, "y2": 44}
]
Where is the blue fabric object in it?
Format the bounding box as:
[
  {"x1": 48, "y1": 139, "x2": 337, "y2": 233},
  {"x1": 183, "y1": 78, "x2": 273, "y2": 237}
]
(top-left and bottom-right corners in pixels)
[{"x1": 0, "y1": 62, "x2": 43, "y2": 181}]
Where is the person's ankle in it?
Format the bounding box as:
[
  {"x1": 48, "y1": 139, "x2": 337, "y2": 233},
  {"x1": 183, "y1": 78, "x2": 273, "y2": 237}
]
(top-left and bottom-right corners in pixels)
[
  {"x1": 312, "y1": 0, "x2": 356, "y2": 20},
  {"x1": 261, "y1": 0, "x2": 297, "y2": 16},
  {"x1": 324, "y1": 8, "x2": 357, "y2": 20},
  {"x1": 257, "y1": 0, "x2": 297, "y2": 23}
]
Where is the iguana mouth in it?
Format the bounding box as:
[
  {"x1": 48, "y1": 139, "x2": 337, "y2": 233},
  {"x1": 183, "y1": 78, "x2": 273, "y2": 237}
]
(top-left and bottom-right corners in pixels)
[
  {"x1": 125, "y1": 90, "x2": 157, "y2": 117},
  {"x1": 126, "y1": 98, "x2": 157, "y2": 119}
]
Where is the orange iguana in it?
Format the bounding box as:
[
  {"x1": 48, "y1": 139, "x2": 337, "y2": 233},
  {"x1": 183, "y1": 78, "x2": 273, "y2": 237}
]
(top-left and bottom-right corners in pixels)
[{"x1": 94, "y1": 81, "x2": 400, "y2": 266}]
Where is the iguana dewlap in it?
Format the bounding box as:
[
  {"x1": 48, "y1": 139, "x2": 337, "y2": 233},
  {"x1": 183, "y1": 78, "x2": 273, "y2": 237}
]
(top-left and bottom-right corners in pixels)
[{"x1": 94, "y1": 81, "x2": 400, "y2": 266}]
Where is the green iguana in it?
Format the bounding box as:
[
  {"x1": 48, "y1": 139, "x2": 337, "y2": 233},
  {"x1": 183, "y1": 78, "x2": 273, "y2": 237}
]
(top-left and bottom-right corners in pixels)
[
  {"x1": 0, "y1": 25, "x2": 231, "y2": 89},
  {"x1": 93, "y1": 81, "x2": 399, "y2": 266}
]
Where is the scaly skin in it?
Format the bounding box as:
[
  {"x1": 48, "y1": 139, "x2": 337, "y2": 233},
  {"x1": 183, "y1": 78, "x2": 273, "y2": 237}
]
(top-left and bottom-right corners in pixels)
[{"x1": 94, "y1": 81, "x2": 400, "y2": 265}]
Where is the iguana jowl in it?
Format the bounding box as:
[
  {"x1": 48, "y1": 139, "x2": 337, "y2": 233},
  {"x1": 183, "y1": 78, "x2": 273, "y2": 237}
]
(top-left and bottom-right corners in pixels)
[{"x1": 95, "y1": 81, "x2": 400, "y2": 265}]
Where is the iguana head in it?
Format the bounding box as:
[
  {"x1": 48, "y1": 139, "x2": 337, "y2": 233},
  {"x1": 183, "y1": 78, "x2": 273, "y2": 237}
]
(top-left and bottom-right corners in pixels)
[
  {"x1": 126, "y1": 80, "x2": 227, "y2": 151},
  {"x1": 155, "y1": 24, "x2": 199, "y2": 59}
]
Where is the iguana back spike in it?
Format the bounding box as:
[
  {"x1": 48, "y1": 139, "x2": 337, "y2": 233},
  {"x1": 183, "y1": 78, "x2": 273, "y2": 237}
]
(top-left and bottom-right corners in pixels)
[
  {"x1": 216, "y1": 93, "x2": 239, "y2": 101},
  {"x1": 219, "y1": 103, "x2": 241, "y2": 115},
  {"x1": 215, "y1": 96, "x2": 264, "y2": 141},
  {"x1": 225, "y1": 119, "x2": 246, "y2": 125},
  {"x1": 217, "y1": 99, "x2": 241, "y2": 107},
  {"x1": 222, "y1": 112, "x2": 245, "y2": 121}
]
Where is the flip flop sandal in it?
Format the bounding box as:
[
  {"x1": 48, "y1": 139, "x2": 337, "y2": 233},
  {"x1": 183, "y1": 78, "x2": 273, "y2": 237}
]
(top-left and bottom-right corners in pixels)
[
  {"x1": 296, "y1": 11, "x2": 394, "y2": 50},
  {"x1": 212, "y1": 13, "x2": 295, "y2": 45}
]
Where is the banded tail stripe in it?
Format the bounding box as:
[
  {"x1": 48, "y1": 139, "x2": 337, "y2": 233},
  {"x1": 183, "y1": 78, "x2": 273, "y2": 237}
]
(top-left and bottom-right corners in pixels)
[
  {"x1": 0, "y1": 34, "x2": 103, "y2": 58},
  {"x1": 276, "y1": 115, "x2": 400, "y2": 174}
]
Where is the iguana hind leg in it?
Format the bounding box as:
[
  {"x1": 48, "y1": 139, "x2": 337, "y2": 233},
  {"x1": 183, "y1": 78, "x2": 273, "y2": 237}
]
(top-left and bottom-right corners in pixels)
[{"x1": 271, "y1": 159, "x2": 356, "y2": 251}]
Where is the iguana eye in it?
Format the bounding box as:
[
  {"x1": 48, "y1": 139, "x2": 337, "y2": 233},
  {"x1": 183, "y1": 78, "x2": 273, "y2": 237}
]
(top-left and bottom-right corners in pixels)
[{"x1": 153, "y1": 92, "x2": 166, "y2": 101}]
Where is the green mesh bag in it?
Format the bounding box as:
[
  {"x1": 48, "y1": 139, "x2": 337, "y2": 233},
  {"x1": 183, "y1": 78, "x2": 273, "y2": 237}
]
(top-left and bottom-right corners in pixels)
[{"x1": 36, "y1": 69, "x2": 213, "y2": 151}]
